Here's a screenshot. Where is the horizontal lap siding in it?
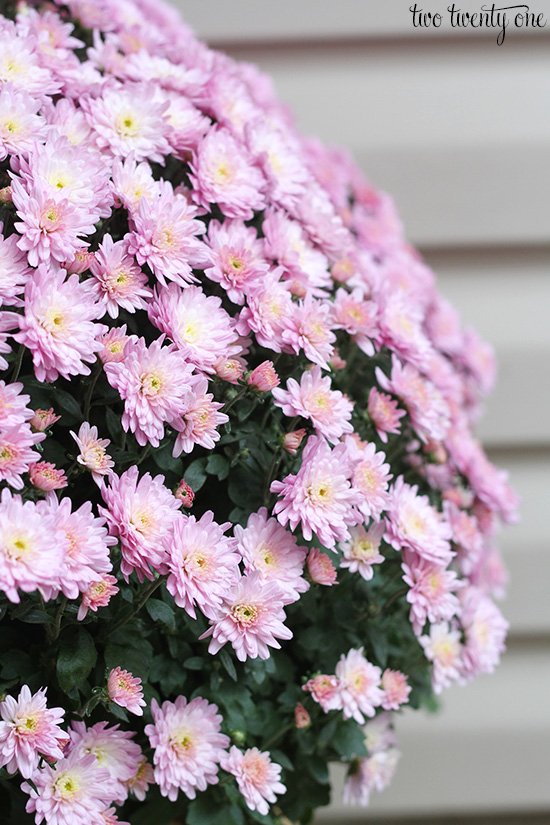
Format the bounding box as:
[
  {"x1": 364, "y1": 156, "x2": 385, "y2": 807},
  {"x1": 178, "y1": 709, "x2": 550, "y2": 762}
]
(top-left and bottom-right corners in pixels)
[{"x1": 169, "y1": 2, "x2": 550, "y2": 820}]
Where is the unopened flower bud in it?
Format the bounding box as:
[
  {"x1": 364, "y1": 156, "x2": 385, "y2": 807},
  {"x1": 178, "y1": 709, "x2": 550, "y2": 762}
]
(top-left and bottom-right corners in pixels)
[
  {"x1": 29, "y1": 461, "x2": 67, "y2": 491},
  {"x1": 247, "y1": 360, "x2": 280, "y2": 392},
  {"x1": 175, "y1": 479, "x2": 194, "y2": 507},
  {"x1": 307, "y1": 548, "x2": 337, "y2": 586},
  {"x1": 329, "y1": 350, "x2": 347, "y2": 370},
  {"x1": 282, "y1": 428, "x2": 306, "y2": 455},
  {"x1": 442, "y1": 488, "x2": 463, "y2": 507},
  {"x1": 231, "y1": 730, "x2": 246, "y2": 744},
  {"x1": 30, "y1": 408, "x2": 60, "y2": 432},
  {"x1": 0, "y1": 186, "x2": 13, "y2": 203},
  {"x1": 294, "y1": 702, "x2": 311, "y2": 729},
  {"x1": 331, "y1": 257, "x2": 354, "y2": 283},
  {"x1": 214, "y1": 357, "x2": 244, "y2": 384},
  {"x1": 64, "y1": 249, "x2": 95, "y2": 275}
]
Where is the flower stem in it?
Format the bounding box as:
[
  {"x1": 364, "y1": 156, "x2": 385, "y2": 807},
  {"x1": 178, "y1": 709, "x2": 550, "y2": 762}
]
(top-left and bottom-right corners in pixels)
[
  {"x1": 223, "y1": 386, "x2": 247, "y2": 413},
  {"x1": 83, "y1": 360, "x2": 103, "y2": 420},
  {"x1": 106, "y1": 575, "x2": 167, "y2": 637},
  {"x1": 9, "y1": 344, "x2": 25, "y2": 383}
]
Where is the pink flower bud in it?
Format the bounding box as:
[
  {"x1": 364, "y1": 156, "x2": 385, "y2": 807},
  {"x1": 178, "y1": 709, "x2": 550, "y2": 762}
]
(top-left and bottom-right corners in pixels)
[
  {"x1": 442, "y1": 488, "x2": 463, "y2": 507},
  {"x1": 214, "y1": 357, "x2": 245, "y2": 384},
  {"x1": 294, "y1": 702, "x2": 311, "y2": 729},
  {"x1": 64, "y1": 249, "x2": 95, "y2": 275},
  {"x1": 282, "y1": 428, "x2": 306, "y2": 455},
  {"x1": 107, "y1": 667, "x2": 146, "y2": 716},
  {"x1": 175, "y1": 479, "x2": 194, "y2": 507},
  {"x1": 28, "y1": 461, "x2": 67, "y2": 491},
  {"x1": 0, "y1": 186, "x2": 13, "y2": 203},
  {"x1": 424, "y1": 440, "x2": 447, "y2": 464},
  {"x1": 30, "y1": 408, "x2": 61, "y2": 432},
  {"x1": 247, "y1": 360, "x2": 280, "y2": 392},
  {"x1": 307, "y1": 547, "x2": 337, "y2": 586},
  {"x1": 288, "y1": 279, "x2": 307, "y2": 297},
  {"x1": 329, "y1": 350, "x2": 347, "y2": 370},
  {"x1": 331, "y1": 257, "x2": 354, "y2": 283}
]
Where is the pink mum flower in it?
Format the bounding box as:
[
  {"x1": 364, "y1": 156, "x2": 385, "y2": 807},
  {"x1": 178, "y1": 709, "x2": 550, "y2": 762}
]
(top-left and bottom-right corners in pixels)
[
  {"x1": 0, "y1": 84, "x2": 45, "y2": 162},
  {"x1": 332, "y1": 287, "x2": 378, "y2": 356},
  {"x1": 149, "y1": 284, "x2": 239, "y2": 374},
  {"x1": 15, "y1": 266, "x2": 103, "y2": 383},
  {"x1": 419, "y1": 621, "x2": 464, "y2": 694},
  {"x1": 100, "y1": 466, "x2": 181, "y2": 581},
  {"x1": 0, "y1": 381, "x2": 33, "y2": 430},
  {"x1": 306, "y1": 547, "x2": 337, "y2": 586},
  {"x1": 90, "y1": 234, "x2": 152, "y2": 318},
  {"x1": 402, "y1": 551, "x2": 462, "y2": 636},
  {"x1": 165, "y1": 510, "x2": 240, "y2": 620},
  {"x1": 335, "y1": 647, "x2": 383, "y2": 724},
  {"x1": 202, "y1": 571, "x2": 292, "y2": 662},
  {"x1": 107, "y1": 668, "x2": 146, "y2": 717},
  {"x1": 367, "y1": 386, "x2": 406, "y2": 443},
  {"x1": 0, "y1": 686, "x2": 68, "y2": 778},
  {"x1": 248, "y1": 360, "x2": 280, "y2": 392},
  {"x1": 145, "y1": 695, "x2": 230, "y2": 801},
  {"x1": 378, "y1": 288, "x2": 433, "y2": 369},
  {"x1": 23, "y1": 750, "x2": 111, "y2": 825},
  {"x1": 237, "y1": 267, "x2": 294, "y2": 353},
  {"x1": 271, "y1": 436, "x2": 363, "y2": 549},
  {"x1": 281, "y1": 294, "x2": 336, "y2": 369},
  {"x1": 339, "y1": 522, "x2": 385, "y2": 581},
  {"x1": 70, "y1": 422, "x2": 115, "y2": 485},
  {"x1": 294, "y1": 703, "x2": 311, "y2": 729},
  {"x1": 460, "y1": 586, "x2": 509, "y2": 679},
  {"x1": 190, "y1": 125, "x2": 266, "y2": 219},
  {"x1": 29, "y1": 407, "x2": 60, "y2": 432},
  {"x1": 104, "y1": 336, "x2": 194, "y2": 448},
  {"x1": 343, "y1": 748, "x2": 400, "y2": 807},
  {"x1": 380, "y1": 669, "x2": 411, "y2": 710},
  {"x1": 171, "y1": 374, "x2": 229, "y2": 457},
  {"x1": 235, "y1": 507, "x2": 309, "y2": 603},
  {"x1": 0, "y1": 423, "x2": 44, "y2": 489},
  {"x1": 272, "y1": 366, "x2": 353, "y2": 444},
  {"x1": 127, "y1": 184, "x2": 208, "y2": 288},
  {"x1": 282, "y1": 428, "x2": 306, "y2": 455},
  {"x1": 174, "y1": 480, "x2": 194, "y2": 507},
  {"x1": 385, "y1": 477, "x2": 453, "y2": 567},
  {"x1": 28, "y1": 460, "x2": 67, "y2": 492},
  {"x1": 124, "y1": 755, "x2": 154, "y2": 801},
  {"x1": 222, "y1": 746, "x2": 286, "y2": 816},
  {"x1": 204, "y1": 219, "x2": 269, "y2": 304},
  {"x1": 345, "y1": 436, "x2": 392, "y2": 521},
  {"x1": 77, "y1": 574, "x2": 119, "y2": 621},
  {"x1": 302, "y1": 674, "x2": 341, "y2": 713},
  {"x1": 97, "y1": 325, "x2": 133, "y2": 365},
  {"x1": 0, "y1": 222, "x2": 32, "y2": 305}
]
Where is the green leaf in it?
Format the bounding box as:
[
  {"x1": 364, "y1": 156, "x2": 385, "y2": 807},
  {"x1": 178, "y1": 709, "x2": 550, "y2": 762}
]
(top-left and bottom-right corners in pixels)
[
  {"x1": 105, "y1": 406, "x2": 122, "y2": 441},
  {"x1": 206, "y1": 453, "x2": 230, "y2": 480},
  {"x1": 145, "y1": 599, "x2": 176, "y2": 630},
  {"x1": 57, "y1": 628, "x2": 97, "y2": 692},
  {"x1": 104, "y1": 637, "x2": 153, "y2": 681},
  {"x1": 184, "y1": 656, "x2": 204, "y2": 671},
  {"x1": 332, "y1": 719, "x2": 368, "y2": 759},
  {"x1": 219, "y1": 649, "x2": 237, "y2": 682},
  {"x1": 184, "y1": 457, "x2": 208, "y2": 491},
  {"x1": 306, "y1": 755, "x2": 329, "y2": 784},
  {"x1": 151, "y1": 439, "x2": 182, "y2": 473},
  {"x1": 187, "y1": 795, "x2": 220, "y2": 825}
]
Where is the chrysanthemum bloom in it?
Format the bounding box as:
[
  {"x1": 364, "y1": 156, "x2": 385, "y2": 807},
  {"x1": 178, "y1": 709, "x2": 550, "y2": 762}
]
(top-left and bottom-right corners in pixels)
[
  {"x1": 165, "y1": 511, "x2": 240, "y2": 620},
  {"x1": 23, "y1": 750, "x2": 112, "y2": 825},
  {"x1": 378, "y1": 288, "x2": 433, "y2": 369},
  {"x1": 84, "y1": 82, "x2": 172, "y2": 163},
  {"x1": 419, "y1": 621, "x2": 464, "y2": 694},
  {"x1": 90, "y1": 234, "x2": 152, "y2": 318},
  {"x1": 190, "y1": 124, "x2": 267, "y2": 219},
  {"x1": 302, "y1": 674, "x2": 342, "y2": 713},
  {"x1": 247, "y1": 360, "x2": 280, "y2": 392},
  {"x1": 69, "y1": 721, "x2": 143, "y2": 806},
  {"x1": 145, "y1": 695, "x2": 230, "y2": 801},
  {"x1": 375, "y1": 356, "x2": 450, "y2": 443},
  {"x1": 104, "y1": 336, "x2": 194, "y2": 448},
  {"x1": 306, "y1": 547, "x2": 337, "y2": 586},
  {"x1": 0, "y1": 686, "x2": 68, "y2": 778},
  {"x1": 273, "y1": 366, "x2": 353, "y2": 444},
  {"x1": 124, "y1": 755, "x2": 155, "y2": 801},
  {"x1": 15, "y1": 266, "x2": 103, "y2": 383},
  {"x1": 0, "y1": 221, "x2": 32, "y2": 305},
  {"x1": 64, "y1": 248, "x2": 95, "y2": 275},
  {"x1": 282, "y1": 428, "x2": 307, "y2": 455},
  {"x1": 262, "y1": 207, "x2": 331, "y2": 296},
  {"x1": 294, "y1": 703, "x2": 311, "y2": 729},
  {"x1": 127, "y1": 184, "x2": 208, "y2": 287},
  {"x1": 443, "y1": 499, "x2": 483, "y2": 575},
  {"x1": 202, "y1": 572, "x2": 293, "y2": 661},
  {"x1": 336, "y1": 648, "x2": 383, "y2": 724},
  {"x1": 385, "y1": 477, "x2": 453, "y2": 567},
  {"x1": 0, "y1": 383, "x2": 31, "y2": 432},
  {"x1": 339, "y1": 522, "x2": 385, "y2": 581},
  {"x1": 149, "y1": 284, "x2": 239, "y2": 374},
  {"x1": 0, "y1": 310, "x2": 18, "y2": 370},
  {"x1": 204, "y1": 218, "x2": 269, "y2": 305},
  {"x1": 29, "y1": 407, "x2": 60, "y2": 432},
  {"x1": 107, "y1": 668, "x2": 146, "y2": 717},
  {"x1": 70, "y1": 422, "x2": 115, "y2": 485},
  {"x1": 237, "y1": 267, "x2": 294, "y2": 353},
  {"x1": 0, "y1": 422, "x2": 44, "y2": 489},
  {"x1": 77, "y1": 574, "x2": 119, "y2": 621},
  {"x1": 214, "y1": 357, "x2": 245, "y2": 384},
  {"x1": 235, "y1": 507, "x2": 309, "y2": 604},
  {"x1": 345, "y1": 437, "x2": 392, "y2": 521},
  {"x1": 281, "y1": 293, "x2": 336, "y2": 369},
  {"x1": 0, "y1": 84, "x2": 45, "y2": 162},
  {"x1": 0, "y1": 488, "x2": 66, "y2": 603},
  {"x1": 380, "y1": 669, "x2": 411, "y2": 710},
  {"x1": 174, "y1": 479, "x2": 194, "y2": 507},
  {"x1": 367, "y1": 386, "x2": 406, "y2": 443},
  {"x1": 271, "y1": 435, "x2": 363, "y2": 549},
  {"x1": 97, "y1": 325, "x2": 133, "y2": 365},
  {"x1": 171, "y1": 374, "x2": 229, "y2": 457},
  {"x1": 28, "y1": 460, "x2": 67, "y2": 492},
  {"x1": 343, "y1": 748, "x2": 400, "y2": 807},
  {"x1": 332, "y1": 287, "x2": 379, "y2": 356},
  {"x1": 460, "y1": 586, "x2": 509, "y2": 679},
  {"x1": 363, "y1": 713, "x2": 398, "y2": 755},
  {"x1": 247, "y1": 120, "x2": 309, "y2": 210},
  {"x1": 100, "y1": 466, "x2": 181, "y2": 581},
  {"x1": 401, "y1": 551, "x2": 463, "y2": 636},
  {"x1": 222, "y1": 746, "x2": 286, "y2": 816}
]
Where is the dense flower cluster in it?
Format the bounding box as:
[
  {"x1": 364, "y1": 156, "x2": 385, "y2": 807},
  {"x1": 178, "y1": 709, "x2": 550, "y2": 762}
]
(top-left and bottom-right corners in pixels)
[{"x1": 0, "y1": 1, "x2": 517, "y2": 823}]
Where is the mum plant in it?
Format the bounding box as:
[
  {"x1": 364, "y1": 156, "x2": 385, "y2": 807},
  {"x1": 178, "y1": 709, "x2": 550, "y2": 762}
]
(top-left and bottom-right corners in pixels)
[{"x1": 0, "y1": 1, "x2": 519, "y2": 823}]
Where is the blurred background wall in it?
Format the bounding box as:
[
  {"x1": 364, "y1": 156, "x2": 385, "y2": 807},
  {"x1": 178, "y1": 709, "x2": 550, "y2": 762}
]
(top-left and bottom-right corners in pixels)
[{"x1": 169, "y1": 2, "x2": 550, "y2": 821}]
